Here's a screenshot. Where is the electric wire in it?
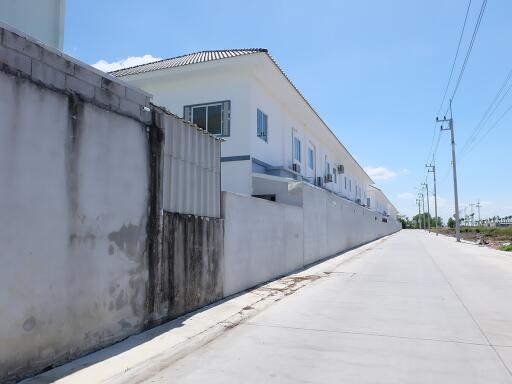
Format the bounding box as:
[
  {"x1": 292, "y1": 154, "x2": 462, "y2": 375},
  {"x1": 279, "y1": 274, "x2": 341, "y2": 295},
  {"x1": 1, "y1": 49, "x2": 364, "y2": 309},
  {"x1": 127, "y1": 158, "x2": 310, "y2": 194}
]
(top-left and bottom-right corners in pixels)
[
  {"x1": 448, "y1": 0, "x2": 488, "y2": 109},
  {"x1": 425, "y1": 0, "x2": 473, "y2": 168},
  {"x1": 424, "y1": 0, "x2": 488, "y2": 200},
  {"x1": 462, "y1": 101, "x2": 512, "y2": 157},
  {"x1": 459, "y1": 68, "x2": 512, "y2": 156},
  {"x1": 437, "y1": 0, "x2": 473, "y2": 118}
]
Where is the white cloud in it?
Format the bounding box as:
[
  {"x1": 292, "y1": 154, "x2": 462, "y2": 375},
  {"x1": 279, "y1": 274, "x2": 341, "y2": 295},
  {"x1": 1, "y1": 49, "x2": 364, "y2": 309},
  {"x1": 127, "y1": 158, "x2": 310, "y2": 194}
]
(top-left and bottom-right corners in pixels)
[
  {"x1": 397, "y1": 192, "x2": 415, "y2": 200},
  {"x1": 364, "y1": 166, "x2": 397, "y2": 180},
  {"x1": 92, "y1": 55, "x2": 161, "y2": 72}
]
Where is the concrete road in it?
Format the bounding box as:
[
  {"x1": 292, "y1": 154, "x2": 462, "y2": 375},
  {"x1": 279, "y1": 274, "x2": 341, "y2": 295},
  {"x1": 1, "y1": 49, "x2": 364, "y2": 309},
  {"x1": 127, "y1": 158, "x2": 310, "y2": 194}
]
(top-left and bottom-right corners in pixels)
[{"x1": 138, "y1": 230, "x2": 512, "y2": 384}]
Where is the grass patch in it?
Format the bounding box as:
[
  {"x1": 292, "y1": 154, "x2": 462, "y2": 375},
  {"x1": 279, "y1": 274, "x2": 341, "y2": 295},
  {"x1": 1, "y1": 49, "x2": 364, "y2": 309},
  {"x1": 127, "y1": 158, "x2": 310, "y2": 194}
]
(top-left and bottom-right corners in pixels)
[{"x1": 497, "y1": 244, "x2": 512, "y2": 252}]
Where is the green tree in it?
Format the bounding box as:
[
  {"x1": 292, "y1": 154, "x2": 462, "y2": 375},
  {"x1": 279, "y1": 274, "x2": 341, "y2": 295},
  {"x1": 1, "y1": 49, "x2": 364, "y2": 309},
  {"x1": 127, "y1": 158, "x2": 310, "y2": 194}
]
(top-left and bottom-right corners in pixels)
[
  {"x1": 397, "y1": 215, "x2": 415, "y2": 229},
  {"x1": 447, "y1": 217, "x2": 455, "y2": 228},
  {"x1": 412, "y1": 212, "x2": 440, "y2": 229}
]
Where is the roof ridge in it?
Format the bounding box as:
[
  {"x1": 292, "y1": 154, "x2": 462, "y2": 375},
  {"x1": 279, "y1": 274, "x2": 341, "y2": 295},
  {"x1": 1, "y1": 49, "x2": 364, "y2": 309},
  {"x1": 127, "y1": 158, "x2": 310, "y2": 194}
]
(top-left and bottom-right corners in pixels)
[{"x1": 108, "y1": 48, "x2": 267, "y2": 75}]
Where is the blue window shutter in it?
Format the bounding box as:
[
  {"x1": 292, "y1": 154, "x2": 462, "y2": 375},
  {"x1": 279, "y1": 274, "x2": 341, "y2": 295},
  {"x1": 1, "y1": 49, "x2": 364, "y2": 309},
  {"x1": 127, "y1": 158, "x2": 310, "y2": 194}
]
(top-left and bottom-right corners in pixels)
[{"x1": 222, "y1": 101, "x2": 230, "y2": 136}]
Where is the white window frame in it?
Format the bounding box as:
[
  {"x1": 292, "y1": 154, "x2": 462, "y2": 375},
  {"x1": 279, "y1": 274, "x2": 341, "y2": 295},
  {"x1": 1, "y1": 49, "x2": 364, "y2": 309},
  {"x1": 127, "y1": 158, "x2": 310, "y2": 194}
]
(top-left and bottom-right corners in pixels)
[
  {"x1": 184, "y1": 100, "x2": 230, "y2": 136},
  {"x1": 292, "y1": 131, "x2": 301, "y2": 163},
  {"x1": 307, "y1": 145, "x2": 314, "y2": 170}
]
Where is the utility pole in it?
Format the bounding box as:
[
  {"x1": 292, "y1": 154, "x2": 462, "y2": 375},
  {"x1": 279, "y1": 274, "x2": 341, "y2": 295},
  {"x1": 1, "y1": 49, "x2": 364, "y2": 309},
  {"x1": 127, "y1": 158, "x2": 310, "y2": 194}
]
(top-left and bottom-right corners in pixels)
[
  {"x1": 469, "y1": 202, "x2": 475, "y2": 227},
  {"x1": 420, "y1": 192, "x2": 425, "y2": 231},
  {"x1": 426, "y1": 164, "x2": 438, "y2": 235},
  {"x1": 476, "y1": 200, "x2": 481, "y2": 225},
  {"x1": 416, "y1": 197, "x2": 422, "y2": 229},
  {"x1": 422, "y1": 182, "x2": 431, "y2": 231},
  {"x1": 437, "y1": 100, "x2": 461, "y2": 242}
]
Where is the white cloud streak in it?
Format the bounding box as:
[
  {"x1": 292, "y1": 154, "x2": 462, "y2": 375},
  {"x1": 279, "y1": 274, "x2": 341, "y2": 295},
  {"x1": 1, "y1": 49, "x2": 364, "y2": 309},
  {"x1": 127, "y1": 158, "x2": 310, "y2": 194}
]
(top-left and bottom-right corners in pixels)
[
  {"x1": 92, "y1": 55, "x2": 161, "y2": 72},
  {"x1": 397, "y1": 192, "x2": 415, "y2": 200},
  {"x1": 364, "y1": 166, "x2": 397, "y2": 180}
]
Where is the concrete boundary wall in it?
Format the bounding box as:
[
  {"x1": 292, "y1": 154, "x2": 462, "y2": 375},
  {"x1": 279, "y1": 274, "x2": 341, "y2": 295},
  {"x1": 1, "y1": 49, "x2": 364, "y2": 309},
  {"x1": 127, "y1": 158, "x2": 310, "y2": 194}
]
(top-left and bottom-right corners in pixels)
[
  {"x1": 222, "y1": 192, "x2": 303, "y2": 296},
  {"x1": 0, "y1": 68, "x2": 152, "y2": 382},
  {"x1": 0, "y1": 26, "x2": 152, "y2": 123},
  {"x1": 150, "y1": 212, "x2": 224, "y2": 322},
  {"x1": 222, "y1": 185, "x2": 400, "y2": 296},
  {"x1": 0, "y1": 24, "x2": 223, "y2": 383}
]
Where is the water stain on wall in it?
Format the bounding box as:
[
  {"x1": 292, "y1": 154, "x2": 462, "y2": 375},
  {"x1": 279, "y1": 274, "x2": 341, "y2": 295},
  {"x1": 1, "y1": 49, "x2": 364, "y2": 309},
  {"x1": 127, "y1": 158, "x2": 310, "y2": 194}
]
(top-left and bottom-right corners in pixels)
[
  {"x1": 108, "y1": 223, "x2": 142, "y2": 260},
  {"x1": 22, "y1": 316, "x2": 36, "y2": 332}
]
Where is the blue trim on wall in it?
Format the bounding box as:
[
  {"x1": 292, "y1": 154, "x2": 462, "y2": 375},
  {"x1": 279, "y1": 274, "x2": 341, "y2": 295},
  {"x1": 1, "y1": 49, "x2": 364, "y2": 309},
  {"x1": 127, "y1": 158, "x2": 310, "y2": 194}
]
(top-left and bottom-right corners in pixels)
[
  {"x1": 221, "y1": 155, "x2": 251, "y2": 162},
  {"x1": 251, "y1": 157, "x2": 272, "y2": 169}
]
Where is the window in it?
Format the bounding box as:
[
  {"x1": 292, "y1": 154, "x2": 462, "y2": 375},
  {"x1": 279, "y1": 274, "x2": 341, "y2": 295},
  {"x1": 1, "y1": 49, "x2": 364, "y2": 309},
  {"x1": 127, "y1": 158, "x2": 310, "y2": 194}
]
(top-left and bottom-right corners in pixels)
[
  {"x1": 293, "y1": 136, "x2": 301, "y2": 162},
  {"x1": 326, "y1": 161, "x2": 330, "y2": 176},
  {"x1": 333, "y1": 168, "x2": 337, "y2": 183},
  {"x1": 349, "y1": 179, "x2": 352, "y2": 192},
  {"x1": 344, "y1": 176, "x2": 347, "y2": 189},
  {"x1": 184, "y1": 101, "x2": 230, "y2": 136},
  {"x1": 307, "y1": 147, "x2": 314, "y2": 169},
  {"x1": 257, "y1": 109, "x2": 268, "y2": 142}
]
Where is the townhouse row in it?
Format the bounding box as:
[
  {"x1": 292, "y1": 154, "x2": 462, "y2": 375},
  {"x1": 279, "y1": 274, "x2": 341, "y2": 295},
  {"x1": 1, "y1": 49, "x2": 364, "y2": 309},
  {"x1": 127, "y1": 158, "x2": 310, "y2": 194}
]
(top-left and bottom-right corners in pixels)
[{"x1": 112, "y1": 49, "x2": 397, "y2": 218}]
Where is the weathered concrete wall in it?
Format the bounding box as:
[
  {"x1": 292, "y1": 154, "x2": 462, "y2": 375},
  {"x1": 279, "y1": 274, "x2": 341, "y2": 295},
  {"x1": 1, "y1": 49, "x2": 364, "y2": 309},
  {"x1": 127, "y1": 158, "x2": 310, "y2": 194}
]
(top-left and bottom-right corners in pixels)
[
  {"x1": 150, "y1": 212, "x2": 224, "y2": 321},
  {"x1": 0, "y1": 72, "x2": 152, "y2": 382},
  {"x1": 0, "y1": 23, "x2": 227, "y2": 384},
  {"x1": 222, "y1": 186, "x2": 400, "y2": 296},
  {"x1": 0, "y1": 24, "x2": 158, "y2": 384}
]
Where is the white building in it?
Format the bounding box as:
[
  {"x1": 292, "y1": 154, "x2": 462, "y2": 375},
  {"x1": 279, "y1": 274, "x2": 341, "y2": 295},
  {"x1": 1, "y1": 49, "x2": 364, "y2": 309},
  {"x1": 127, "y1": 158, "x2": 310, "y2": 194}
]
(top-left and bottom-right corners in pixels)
[
  {"x1": 0, "y1": 0, "x2": 65, "y2": 50},
  {"x1": 112, "y1": 49, "x2": 396, "y2": 217}
]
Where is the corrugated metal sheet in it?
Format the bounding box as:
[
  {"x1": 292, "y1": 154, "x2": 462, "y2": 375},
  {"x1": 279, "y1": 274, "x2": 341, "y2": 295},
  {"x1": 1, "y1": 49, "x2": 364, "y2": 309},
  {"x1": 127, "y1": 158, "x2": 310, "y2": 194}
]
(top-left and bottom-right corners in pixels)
[
  {"x1": 162, "y1": 112, "x2": 221, "y2": 218},
  {"x1": 110, "y1": 49, "x2": 267, "y2": 77}
]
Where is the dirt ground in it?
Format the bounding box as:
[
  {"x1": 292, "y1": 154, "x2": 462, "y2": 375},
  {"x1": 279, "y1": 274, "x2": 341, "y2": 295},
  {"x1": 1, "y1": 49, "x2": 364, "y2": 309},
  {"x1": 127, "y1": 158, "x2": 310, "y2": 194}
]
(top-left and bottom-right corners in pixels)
[{"x1": 432, "y1": 227, "x2": 512, "y2": 251}]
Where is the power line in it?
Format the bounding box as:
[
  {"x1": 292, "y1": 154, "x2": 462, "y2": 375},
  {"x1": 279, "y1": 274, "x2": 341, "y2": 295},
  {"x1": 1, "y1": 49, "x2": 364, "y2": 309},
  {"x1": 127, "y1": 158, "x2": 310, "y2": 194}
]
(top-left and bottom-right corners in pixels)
[
  {"x1": 459, "y1": 68, "x2": 512, "y2": 156},
  {"x1": 437, "y1": 0, "x2": 473, "y2": 117},
  {"x1": 431, "y1": 127, "x2": 442, "y2": 162},
  {"x1": 425, "y1": 0, "x2": 473, "y2": 167},
  {"x1": 449, "y1": 0, "x2": 488, "y2": 108},
  {"x1": 463, "y1": 101, "x2": 512, "y2": 156}
]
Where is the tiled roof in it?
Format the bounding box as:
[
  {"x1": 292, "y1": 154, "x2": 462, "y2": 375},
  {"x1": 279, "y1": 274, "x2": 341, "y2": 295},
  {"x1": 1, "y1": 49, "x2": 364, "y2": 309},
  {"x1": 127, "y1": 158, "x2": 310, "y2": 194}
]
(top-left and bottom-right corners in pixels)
[{"x1": 109, "y1": 49, "x2": 267, "y2": 77}]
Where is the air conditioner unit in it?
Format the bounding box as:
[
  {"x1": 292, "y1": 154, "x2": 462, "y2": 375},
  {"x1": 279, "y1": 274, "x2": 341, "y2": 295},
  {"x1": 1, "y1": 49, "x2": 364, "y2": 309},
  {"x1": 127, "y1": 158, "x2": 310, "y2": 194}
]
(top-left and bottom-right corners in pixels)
[
  {"x1": 316, "y1": 176, "x2": 323, "y2": 186},
  {"x1": 324, "y1": 174, "x2": 333, "y2": 183},
  {"x1": 292, "y1": 163, "x2": 301, "y2": 174},
  {"x1": 337, "y1": 164, "x2": 345, "y2": 174}
]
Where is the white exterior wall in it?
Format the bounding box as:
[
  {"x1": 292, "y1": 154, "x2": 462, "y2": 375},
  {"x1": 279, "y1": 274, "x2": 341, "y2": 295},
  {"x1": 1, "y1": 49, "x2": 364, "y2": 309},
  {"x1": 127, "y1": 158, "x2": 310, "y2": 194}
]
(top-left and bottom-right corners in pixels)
[
  {"x1": 119, "y1": 54, "x2": 374, "y2": 204},
  {"x1": 248, "y1": 73, "x2": 370, "y2": 200},
  {"x1": 0, "y1": 0, "x2": 65, "y2": 50},
  {"x1": 124, "y1": 60, "x2": 255, "y2": 196},
  {"x1": 368, "y1": 186, "x2": 397, "y2": 218}
]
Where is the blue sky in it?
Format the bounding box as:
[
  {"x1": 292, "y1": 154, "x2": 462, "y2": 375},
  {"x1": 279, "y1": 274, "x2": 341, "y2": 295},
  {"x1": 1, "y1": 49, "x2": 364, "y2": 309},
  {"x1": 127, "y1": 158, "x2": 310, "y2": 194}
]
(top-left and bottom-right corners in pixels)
[{"x1": 64, "y1": 0, "x2": 512, "y2": 221}]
